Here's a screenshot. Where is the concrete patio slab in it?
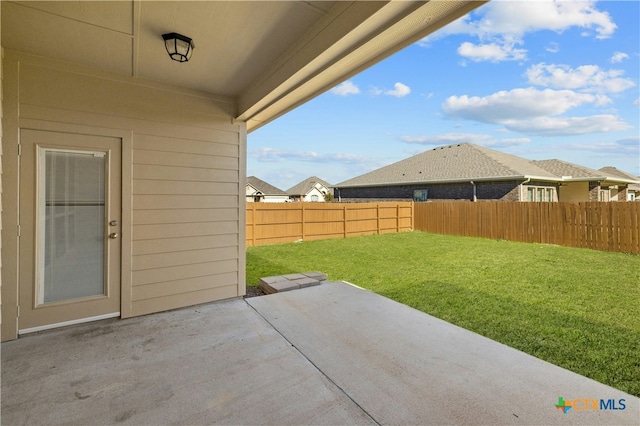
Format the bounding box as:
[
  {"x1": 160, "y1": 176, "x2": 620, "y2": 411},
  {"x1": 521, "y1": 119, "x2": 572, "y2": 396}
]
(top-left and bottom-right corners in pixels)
[
  {"x1": 1, "y1": 298, "x2": 375, "y2": 425},
  {"x1": 247, "y1": 281, "x2": 639, "y2": 425},
  {"x1": 3, "y1": 281, "x2": 638, "y2": 425}
]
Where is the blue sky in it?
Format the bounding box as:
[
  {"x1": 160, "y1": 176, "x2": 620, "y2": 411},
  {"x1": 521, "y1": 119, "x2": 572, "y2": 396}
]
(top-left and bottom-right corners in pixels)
[{"x1": 248, "y1": 1, "x2": 640, "y2": 190}]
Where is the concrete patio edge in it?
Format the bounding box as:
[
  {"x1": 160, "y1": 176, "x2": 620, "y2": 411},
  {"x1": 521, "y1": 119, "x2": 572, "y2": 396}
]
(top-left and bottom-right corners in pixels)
[{"x1": 247, "y1": 281, "x2": 639, "y2": 425}]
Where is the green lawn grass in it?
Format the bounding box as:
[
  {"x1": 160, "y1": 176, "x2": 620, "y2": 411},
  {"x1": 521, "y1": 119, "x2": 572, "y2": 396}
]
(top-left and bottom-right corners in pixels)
[{"x1": 247, "y1": 231, "x2": 640, "y2": 397}]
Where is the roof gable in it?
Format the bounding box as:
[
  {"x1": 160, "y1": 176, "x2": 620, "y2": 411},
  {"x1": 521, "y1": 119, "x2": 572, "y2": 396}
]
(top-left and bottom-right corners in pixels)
[
  {"x1": 246, "y1": 176, "x2": 288, "y2": 195},
  {"x1": 532, "y1": 159, "x2": 605, "y2": 179},
  {"x1": 533, "y1": 161, "x2": 640, "y2": 184},
  {"x1": 598, "y1": 167, "x2": 640, "y2": 182},
  {"x1": 287, "y1": 176, "x2": 333, "y2": 195}
]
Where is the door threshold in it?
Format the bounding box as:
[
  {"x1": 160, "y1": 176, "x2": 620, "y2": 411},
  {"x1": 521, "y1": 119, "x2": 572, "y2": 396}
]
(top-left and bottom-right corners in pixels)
[{"x1": 19, "y1": 312, "x2": 121, "y2": 335}]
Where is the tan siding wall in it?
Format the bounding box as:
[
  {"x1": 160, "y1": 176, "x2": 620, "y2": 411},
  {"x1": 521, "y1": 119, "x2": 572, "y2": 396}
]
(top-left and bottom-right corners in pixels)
[
  {"x1": 0, "y1": 36, "x2": 3, "y2": 332},
  {"x1": 1, "y1": 49, "x2": 19, "y2": 340},
  {"x1": 1, "y1": 51, "x2": 245, "y2": 336},
  {"x1": 131, "y1": 131, "x2": 241, "y2": 316},
  {"x1": 559, "y1": 182, "x2": 589, "y2": 202}
]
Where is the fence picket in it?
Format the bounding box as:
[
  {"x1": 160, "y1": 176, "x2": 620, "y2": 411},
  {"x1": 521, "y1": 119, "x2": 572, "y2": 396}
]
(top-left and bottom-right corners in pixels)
[
  {"x1": 247, "y1": 201, "x2": 640, "y2": 254},
  {"x1": 413, "y1": 202, "x2": 639, "y2": 254}
]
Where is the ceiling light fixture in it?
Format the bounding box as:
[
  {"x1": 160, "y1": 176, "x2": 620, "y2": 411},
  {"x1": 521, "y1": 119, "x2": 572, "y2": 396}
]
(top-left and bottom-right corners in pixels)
[{"x1": 162, "y1": 32, "x2": 194, "y2": 63}]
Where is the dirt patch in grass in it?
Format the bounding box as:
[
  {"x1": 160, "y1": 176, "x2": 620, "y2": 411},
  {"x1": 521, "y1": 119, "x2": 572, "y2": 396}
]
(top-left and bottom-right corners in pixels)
[{"x1": 244, "y1": 286, "x2": 265, "y2": 298}]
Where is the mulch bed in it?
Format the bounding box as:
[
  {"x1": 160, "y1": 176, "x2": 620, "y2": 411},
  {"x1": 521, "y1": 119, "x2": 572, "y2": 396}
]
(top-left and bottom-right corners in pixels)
[{"x1": 243, "y1": 286, "x2": 265, "y2": 298}]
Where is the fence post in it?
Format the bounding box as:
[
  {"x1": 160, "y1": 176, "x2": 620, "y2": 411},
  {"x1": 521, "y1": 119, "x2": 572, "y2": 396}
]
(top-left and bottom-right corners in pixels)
[
  {"x1": 251, "y1": 203, "x2": 256, "y2": 247},
  {"x1": 301, "y1": 202, "x2": 305, "y2": 241},
  {"x1": 377, "y1": 203, "x2": 381, "y2": 234},
  {"x1": 411, "y1": 201, "x2": 415, "y2": 231}
]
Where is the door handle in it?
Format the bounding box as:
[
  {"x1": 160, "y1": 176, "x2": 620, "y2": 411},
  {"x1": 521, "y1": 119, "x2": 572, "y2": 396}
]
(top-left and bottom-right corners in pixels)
[{"x1": 109, "y1": 233, "x2": 119, "y2": 239}]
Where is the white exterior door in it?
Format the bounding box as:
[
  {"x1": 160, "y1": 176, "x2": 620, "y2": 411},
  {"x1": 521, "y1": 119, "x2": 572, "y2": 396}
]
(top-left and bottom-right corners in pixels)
[{"x1": 18, "y1": 129, "x2": 121, "y2": 333}]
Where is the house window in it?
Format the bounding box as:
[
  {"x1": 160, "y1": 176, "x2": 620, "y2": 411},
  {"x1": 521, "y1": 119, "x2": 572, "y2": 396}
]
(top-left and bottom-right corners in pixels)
[
  {"x1": 524, "y1": 186, "x2": 555, "y2": 202},
  {"x1": 413, "y1": 189, "x2": 428, "y2": 202},
  {"x1": 310, "y1": 194, "x2": 318, "y2": 202},
  {"x1": 628, "y1": 193, "x2": 636, "y2": 202}
]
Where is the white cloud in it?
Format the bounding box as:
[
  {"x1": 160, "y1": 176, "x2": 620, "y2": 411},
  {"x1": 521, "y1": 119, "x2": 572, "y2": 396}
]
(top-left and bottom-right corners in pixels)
[
  {"x1": 248, "y1": 147, "x2": 373, "y2": 165},
  {"x1": 400, "y1": 133, "x2": 492, "y2": 145},
  {"x1": 457, "y1": 41, "x2": 526, "y2": 62},
  {"x1": 503, "y1": 115, "x2": 631, "y2": 136},
  {"x1": 371, "y1": 82, "x2": 411, "y2": 97},
  {"x1": 400, "y1": 133, "x2": 530, "y2": 148},
  {"x1": 610, "y1": 51, "x2": 629, "y2": 63},
  {"x1": 568, "y1": 137, "x2": 639, "y2": 155},
  {"x1": 422, "y1": 1, "x2": 616, "y2": 62},
  {"x1": 545, "y1": 42, "x2": 560, "y2": 53},
  {"x1": 330, "y1": 81, "x2": 360, "y2": 96},
  {"x1": 385, "y1": 82, "x2": 411, "y2": 98},
  {"x1": 525, "y1": 63, "x2": 635, "y2": 94},
  {"x1": 440, "y1": 0, "x2": 617, "y2": 40},
  {"x1": 481, "y1": 138, "x2": 531, "y2": 148},
  {"x1": 442, "y1": 88, "x2": 599, "y2": 121},
  {"x1": 441, "y1": 88, "x2": 631, "y2": 136},
  {"x1": 634, "y1": 98, "x2": 640, "y2": 107}
]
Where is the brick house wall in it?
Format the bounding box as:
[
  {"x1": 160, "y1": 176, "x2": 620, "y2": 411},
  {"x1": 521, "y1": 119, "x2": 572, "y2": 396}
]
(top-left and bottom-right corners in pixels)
[{"x1": 336, "y1": 180, "x2": 523, "y2": 202}]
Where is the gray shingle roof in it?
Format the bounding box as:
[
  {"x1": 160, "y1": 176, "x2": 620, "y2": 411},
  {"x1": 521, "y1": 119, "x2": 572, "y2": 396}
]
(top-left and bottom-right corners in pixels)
[
  {"x1": 532, "y1": 159, "x2": 607, "y2": 179},
  {"x1": 532, "y1": 161, "x2": 640, "y2": 184},
  {"x1": 598, "y1": 166, "x2": 640, "y2": 183},
  {"x1": 336, "y1": 143, "x2": 558, "y2": 187},
  {"x1": 287, "y1": 176, "x2": 333, "y2": 196},
  {"x1": 246, "y1": 176, "x2": 288, "y2": 195}
]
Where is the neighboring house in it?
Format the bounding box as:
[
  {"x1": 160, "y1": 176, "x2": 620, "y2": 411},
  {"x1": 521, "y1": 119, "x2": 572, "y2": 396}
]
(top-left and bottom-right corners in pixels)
[
  {"x1": 599, "y1": 167, "x2": 640, "y2": 201},
  {"x1": 287, "y1": 176, "x2": 333, "y2": 202},
  {"x1": 532, "y1": 160, "x2": 640, "y2": 202},
  {"x1": 334, "y1": 143, "x2": 639, "y2": 203},
  {"x1": 335, "y1": 143, "x2": 562, "y2": 202},
  {"x1": 246, "y1": 177, "x2": 289, "y2": 203},
  {"x1": 0, "y1": 1, "x2": 485, "y2": 340}
]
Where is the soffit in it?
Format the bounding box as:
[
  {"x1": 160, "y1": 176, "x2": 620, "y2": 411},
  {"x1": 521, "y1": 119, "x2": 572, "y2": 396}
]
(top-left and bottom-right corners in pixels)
[{"x1": 1, "y1": 1, "x2": 486, "y2": 132}]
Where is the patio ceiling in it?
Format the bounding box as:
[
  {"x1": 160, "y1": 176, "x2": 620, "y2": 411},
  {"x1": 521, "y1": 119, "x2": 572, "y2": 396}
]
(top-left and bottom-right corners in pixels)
[{"x1": 1, "y1": 1, "x2": 486, "y2": 131}]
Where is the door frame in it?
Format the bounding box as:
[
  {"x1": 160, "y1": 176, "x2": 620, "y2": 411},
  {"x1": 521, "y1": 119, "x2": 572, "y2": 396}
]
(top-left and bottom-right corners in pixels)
[{"x1": 4, "y1": 119, "x2": 133, "y2": 339}]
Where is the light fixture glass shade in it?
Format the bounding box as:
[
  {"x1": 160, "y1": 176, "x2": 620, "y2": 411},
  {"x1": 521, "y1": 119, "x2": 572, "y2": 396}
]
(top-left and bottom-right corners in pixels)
[{"x1": 162, "y1": 33, "x2": 194, "y2": 63}]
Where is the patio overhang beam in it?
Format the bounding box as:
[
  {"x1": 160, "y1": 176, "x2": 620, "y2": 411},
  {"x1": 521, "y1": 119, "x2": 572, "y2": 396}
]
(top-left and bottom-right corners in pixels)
[{"x1": 236, "y1": 1, "x2": 487, "y2": 132}]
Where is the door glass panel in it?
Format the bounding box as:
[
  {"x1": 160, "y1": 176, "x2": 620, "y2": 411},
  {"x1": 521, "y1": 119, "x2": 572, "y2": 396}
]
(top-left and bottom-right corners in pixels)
[{"x1": 38, "y1": 149, "x2": 106, "y2": 304}]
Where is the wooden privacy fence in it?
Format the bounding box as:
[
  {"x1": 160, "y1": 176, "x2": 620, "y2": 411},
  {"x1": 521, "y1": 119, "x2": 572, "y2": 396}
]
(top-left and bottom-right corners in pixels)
[
  {"x1": 414, "y1": 202, "x2": 640, "y2": 254},
  {"x1": 246, "y1": 202, "x2": 413, "y2": 247}
]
